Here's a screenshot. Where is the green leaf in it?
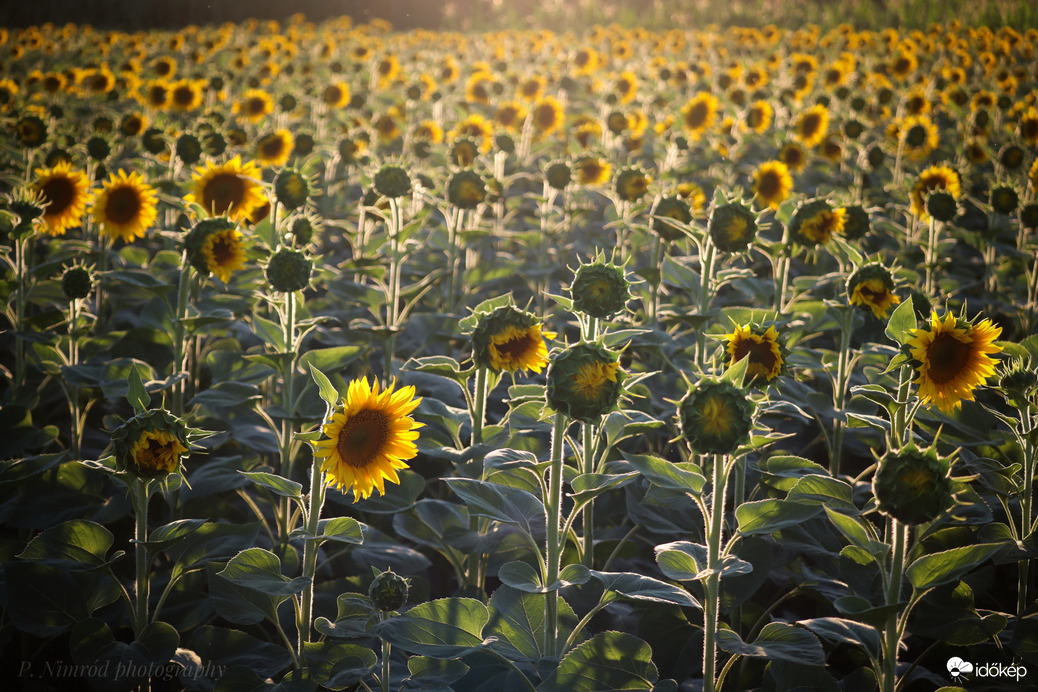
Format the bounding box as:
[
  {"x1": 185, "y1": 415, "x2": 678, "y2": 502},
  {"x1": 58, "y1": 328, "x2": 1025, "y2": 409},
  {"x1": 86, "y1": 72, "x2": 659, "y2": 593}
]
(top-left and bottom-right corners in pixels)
[
  {"x1": 444, "y1": 478, "x2": 545, "y2": 537},
  {"x1": 906, "y1": 543, "x2": 1004, "y2": 590},
  {"x1": 485, "y1": 586, "x2": 581, "y2": 661},
  {"x1": 884, "y1": 295, "x2": 916, "y2": 345},
  {"x1": 589, "y1": 570, "x2": 700, "y2": 608},
  {"x1": 188, "y1": 625, "x2": 293, "y2": 678},
  {"x1": 798, "y1": 617, "x2": 881, "y2": 660},
  {"x1": 309, "y1": 361, "x2": 341, "y2": 408},
  {"x1": 4, "y1": 562, "x2": 120, "y2": 636},
  {"x1": 406, "y1": 355, "x2": 474, "y2": 385},
  {"x1": 539, "y1": 632, "x2": 658, "y2": 692},
  {"x1": 145, "y1": 518, "x2": 207, "y2": 551},
  {"x1": 0, "y1": 452, "x2": 67, "y2": 489},
  {"x1": 315, "y1": 593, "x2": 376, "y2": 639},
  {"x1": 786, "y1": 475, "x2": 855, "y2": 509},
  {"x1": 720, "y1": 352, "x2": 749, "y2": 388},
  {"x1": 240, "y1": 470, "x2": 303, "y2": 500},
  {"x1": 126, "y1": 363, "x2": 150, "y2": 413},
  {"x1": 735, "y1": 500, "x2": 821, "y2": 536},
  {"x1": 824, "y1": 507, "x2": 885, "y2": 557},
  {"x1": 375, "y1": 598, "x2": 490, "y2": 659},
  {"x1": 622, "y1": 452, "x2": 705, "y2": 494},
  {"x1": 654, "y1": 541, "x2": 707, "y2": 581},
  {"x1": 300, "y1": 346, "x2": 365, "y2": 377},
  {"x1": 315, "y1": 516, "x2": 365, "y2": 545},
  {"x1": 219, "y1": 548, "x2": 310, "y2": 596},
  {"x1": 207, "y1": 563, "x2": 283, "y2": 626},
  {"x1": 405, "y1": 657, "x2": 470, "y2": 689},
  {"x1": 498, "y1": 561, "x2": 589, "y2": 593},
  {"x1": 17, "y1": 519, "x2": 114, "y2": 570},
  {"x1": 302, "y1": 641, "x2": 377, "y2": 690},
  {"x1": 189, "y1": 381, "x2": 262, "y2": 408},
  {"x1": 716, "y1": 622, "x2": 825, "y2": 665}
]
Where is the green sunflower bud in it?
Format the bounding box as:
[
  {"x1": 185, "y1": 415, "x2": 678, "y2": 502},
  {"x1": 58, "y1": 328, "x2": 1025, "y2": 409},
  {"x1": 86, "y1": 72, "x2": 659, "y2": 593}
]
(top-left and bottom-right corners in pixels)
[
  {"x1": 201, "y1": 130, "x2": 227, "y2": 157},
  {"x1": 925, "y1": 190, "x2": 958, "y2": 223},
  {"x1": 988, "y1": 184, "x2": 1019, "y2": 215},
  {"x1": 447, "y1": 169, "x2": 486, "y2": 209},
  {"x1": 369, "y1": 569, "x2": 410, "y2": 611},
  {"x1": 866, "y1": 144, "x2": 885, "y2": 170},
  {"x1": 61, "y1": 265, "x2": 94, "y2": 301},
  {"x1": 16, "y1": 115, "x2": 48, "y2": 148},
  {"x1": 679, "y1": 378, "x2": 754, "y2": 455},
  {"x1": 999, "y1": 360, "x2": 1038, "y2": 410},
  {"x1": 86, "y1": 135, "x2": 111, "y2": 161},
  {"x1": 546, "y1": 342, "x2": 624, "y2": 423},
  {"x1": 873, "y1": 442, "x2": 954, "y2": 525},
  {"x1": 1020, "y1": 203, "x2": 1038, "y2": 230},
  {"x1": 291, "y1": 215, "x2": 318, "y2": 246},
  {"x1": 708, "y1": 203, "x2": 756, "y2": 253},
  {"x1": 494, "y1": 133, "x2": 515, "y2": 154},
  {"x1": 266, "y1": 248, "x2": 312, "y2": 293},
  {"x1": 545, "y1": 161, "x2": 572, "y2": 191},
  {"x1": 142, "y1": 127, "x2": 167, "y2": 155},
  {"x1": 111, "y1": 409, "x2": 190, "y2": 479},
  {"x1": 175, "y1": 133, "x2": 203, "y2": 165},
  {"x1": 840, "y1": 205, "x2": 870, "y2": 241},
  {"x1": 999, "y1": 144, "x2": 1025, "y2": 171},
  {"x1": 274, "y1": 169, "x2": 311, "y2": 211},
  {"x1": 789, "y1": 199, "x2": 845, "y2": 247},
  {"x1": 570, "y1": 257, "x2": 631, "y2": 319},
  {"x1": 615, "y1": 167, "x2": 651, "y2": 202},
  {"x1": 652, "y1": 196, "x2": 692, "y2": 242},
  {"x1": 373, "y1": 164, "x2": 411, "y2": 199}
]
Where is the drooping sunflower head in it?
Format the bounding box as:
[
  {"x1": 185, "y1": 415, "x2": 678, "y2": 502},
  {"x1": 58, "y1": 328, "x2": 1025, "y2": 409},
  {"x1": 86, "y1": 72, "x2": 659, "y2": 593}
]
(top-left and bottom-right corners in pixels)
[
  {"x1": 546, "y1": 342, "x2": 624, "y2": 423},
  {"x1": 904, "y1": 311, "x2": 1003, "y2": 413},
  {"x1": 16, "y1": 115, "x2": 48, "y2": 148},
  {"x1": 111, "y1": 408, "x2": 191, "y2": 479},
  {"x1": 789, "y1": 199, "x2": 845, "y2": 247},
  {"x1": 255, "y1": 129, "x2": 295, "y2": 167},
  {"x1": 708, "y1": 202, "x2": 757, "y2": 253},
  {"x1": 569, "y1": 255, "x2": 632, "y2": 319},
  {"x1": 679, "y1": 378, "x2": 755, "y2": 455},
  {"x1": 614, "y1": 167, "x2": 651, "y2": 202},
  {"x1": 312, "y1": 377, "x2": 423, "y2": 502},
  {"x1": 752, "y1": 160, "x2": 793, "y2": 210},
  {"x1": 545, "y1": 160, "x2": 572, "y2": 191},
  {"x1": 32, "y1": 161, "x2": 92, "y2": 236},
  {"x1": 184, "y1": 217, "x2": 247, "y2": 283},
  {"x1": 722, "y1": 324, "x2": 785, "y2": 385},
  {"x1": 911, "y1": 165, "x2": 961, "y2": 220},
  {"x1": 847, "y1": 264, "x2": 901, "y2": 320},
  {"x1": 90, "y1": 169, "x2": 158, "y2": 243},
  {"x1": 61, "y1": 263, "x2": 94, "y2": 301},
  {"x1": 274, "y1": 169, "x2": 312, "y2": 211},
  {"x1": 185, "y1": 156, "x2": 266, "y2": 222},
  {"x1": 471, "y1": 305, "x2": 554, "y2": 374},
  {"x1": 988, "y1": 184, "x2": 1019, "y2": 216},
  {"x1": 373, "y1": 164, "x2": 412, "y2": 199},
  {"x1": 651, "y1": 196, "x2": 692, "y2": 242},
  {"x1": 873, "y1": 440, "x2": 955, "y2": 525},
  {"x1": 447, "y1": 169, "x2": 486, "y2": 210},
  {"x1": 839, "y1": 205, "x2": 870, "y2": 241},
  {"x1": 175, "y1": 133, "x2": 204, "y2": 165}
]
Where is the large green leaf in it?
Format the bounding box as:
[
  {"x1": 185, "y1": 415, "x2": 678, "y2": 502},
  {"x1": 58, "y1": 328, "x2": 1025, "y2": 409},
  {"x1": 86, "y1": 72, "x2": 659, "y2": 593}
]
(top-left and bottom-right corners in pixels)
[
  {"x1": 375, "y1": 598, "x2": 490, "y2": 659},
  {"x1": 188, "y1": 625, "x2": 294, "y2": 678},
  {"x1": 69, "y1": 618, "x2": 180, "y2": 683},
  {"x1": 302, "y1": 641, "x2": 377, "y2": 690},
  {"x1": 539, "y1": 632, "x2": 658, "y2": 692},
  {"x1": 498, "y1": 561, "x2": 590, "y2": 593},
  {"x1": 314, "y1": 593, "x2": 376, "y2": 639},
  {"x1": 716, "y1": 622, "x2": 825, "y2": 665},
  {"x1": 485, "y1": 586, "x2": 581, "y2": 661},
  {"x1": 735, "y1": 500, "x2": 821, "y2": 536},
  {"x1": 17, "y1": 519, "x2": 115, "y2": 570},
  {"x1": 404, "y1": 657, "x2": 471, "y2": 690},
  {"x1": 240, "y1": 471, "x2": 302, "y2": 500},
  {"x1": 884, "y1": 295, "x2": 916, "y2": 345},
  {"x1": 798, "y1": 617, "x2": 881, "y2": 660},
  {"x1": 207, "y1": 563, "x2": 283, "y2": 626},
  {"x1": 589, "y1": 570, "x2": 700, "y2": 608},
  {"x1": 4, "y1": 562, "x2": 120, "y2": 636},
  {"x1": 444, "y1": 478, "x2": 545, "y2": 536},
  {"x1": 906, "y1": 543, "x2": 1004, "y2": 590},
  {"x1": 654, "y1": 541, "x2": 707, "y2": 581},
  {"x1": 622, "y1": 452, "x2": 705, "y2": 494},
  {"x1": 218, "y1": 548, "x2": 310, "y2": 596}
]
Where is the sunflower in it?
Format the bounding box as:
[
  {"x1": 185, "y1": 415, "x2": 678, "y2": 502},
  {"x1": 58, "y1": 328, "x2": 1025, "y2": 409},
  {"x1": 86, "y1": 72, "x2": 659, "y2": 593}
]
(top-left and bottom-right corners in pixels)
[
  {"x1": 143, "y1": 80, "x2": 171, "y2": 109},
  {"x1": 494, "y1": 100, "x2": 528, "y2": 132},
  {"x1": 911, "y1": 165, "x2": 961, "y2": 219},
  {"x1": 546, "y1": 343, "x2": 623, "y2": 423},
  {"x1": 847, "y1": 264, "x2": 901, "y2": 320},
  {"x1": 235, "y1": 88, "x2": 274, "y2": 123},
  {"x1": 322, "y1": 80, "x2": 351, "y2": 109},
  {"x1": 1018, "y1": 108, "x2": 1038, "y2": 146},
  {"x1": 131, "y1": 429, "x2": 188, "y2": 476},
  {"x1": 752, "y1": 160, "x2": 793, "y2": 210},
  {"x1": 168, "y1": 78, "x2": 204, "y2": 111},
  {"x1": 255, "y1": 129, "x2": 295, "y2": 166},
  {"x1": 472, "y1": 306, "x2": 555, "y2": 374},
  {"x1": 615, "y1": 167, "x2": 651, "y2": 202},
  {"x1": 723, "y1": 324, "x2": 784, "y2": 383},
  {"x1": 312, "y1": 377, "x2": 423, "y2": 501},
  {"x1": 448, "y1": 113, "x2": 494, "y2": 152},
  {"x1": 778, "y1": 142, "x2": 808, "y2": 172},
  {"x1": 90, "y1": 169, "x2": 159, "y2": 243},
  {"x1": 185, "y1": 155, "x2": 266, "y2": 222},
  {"x1": 680, "y1": 92, "x2": 719, "y2": 140},
  {"x1": 531, "y1": 95, "x2": 564, "y2": 136},
  {"x1": 744, "y1": 100, "x2": 773, "y2": 134},
  {"x1": 574, "y1": 155, "x2": 612, "y2": 186},
  {"x1": 790, "y1": 200, "x2": 845, "y2": 246},
  {"x1": 906, "y1": 312, "x2": 1002, "y2": 413},
  {"x1": 33, "y1": 162, "x2": 92, "y2": 236},
  {"x1": 899, "y1": 114, "x2": 939, "y2": 160},
  {"x1": 202, "y1": 226, "x2": 246, "y2": 282},
  {"x1": 793, "y1": 104, "x2": 830, "y2": 148},
  {"x1": 119, "y1": 111, "x2": 149, "y2": 137}
]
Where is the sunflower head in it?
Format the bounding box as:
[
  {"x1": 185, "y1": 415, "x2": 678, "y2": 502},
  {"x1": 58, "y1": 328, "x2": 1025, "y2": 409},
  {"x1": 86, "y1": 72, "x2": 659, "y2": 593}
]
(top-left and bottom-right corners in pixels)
[
  {"x1": 1020, "y1": 203, "x2": 1038, "y2": 230},
  {"x1": 90, "y1": 169, "x2": 159, "y2": 244},
  {"x1": 33, "y1": 161, "x2": 92, "y2": 237},
  {"x1": 111, "y1": 408, "x2": 191, "y2": 479},
  {"x1": 911, "y1": 165, "x2": 961, "y2": 220},
  {"x1": 255, "y1": 129, "x2": 295, "y2": 167},
  {"x1": 86, "y1": 135, "x2": 111, "y2": 162},
  {"x1": 447, "y1": 169, "x2": 486, "y2": 210},
  {"x1": 274, "y1": 169, "x2": 311, "y2": 211},
  {"x1": 470, "y1": 304, "x2": 553, "y2": 374},
  {"x1": 312, "y1": 377, "x2": 423, "y2": 502},
  {"x1": 925, "y1": 190, "x2": 958, "y2": 223},
  {"x1": 546, "y1": 342, "x2": 624, "y2": 423},
  {"x1": 999, "y1": 359, "x2": 1038, "y2": 411},
  {"x1": 651, "y1": 196, "x2": 692, "y2": 242},
  {"x1": 545, "y1": 161, "x2": 572, "y2": 191},
  {"x1": 291, "y1": 214, "x2": 321, "y2": 247},
  {"x1": 615, "y1": 167, "x2": 651, "y2": 202},
  {"x1": 569, "y1": 255, "x2": 632, "y2": 319},
  {"x1": 722, "y1": 324, "x2": 786, "y2": 385},
  {"x1": 708, "y1": 202, "x2": 757, "y2": 253},
  {"x1": 142, "y1": 127, "x2": 167, "y2": 155},
  {"x1": 988, "y1": 184, "x2": 1019, "y2": 216},
  {"x1": 184, "y1": 217, "x2": 246, "y2": 283},
  {"x1": 752, "y1": 160, "x2": 794, "y2": 210},
  {"x1": 847, "y1": 264, "x2": 901, "y2": 320},
  {"x1": 373, "y1": 164, "x2": 412, "y2": 199},
  {"x1": 789, "y1": 199, "x2": 845, "y2": 247},
  {"x1": 873, "y1": 440, "x2": 955, "y2": 525},
  {"x1": 369, "y1": 568, "x2": 410, "y2": 612},
  {"x1": 266, "y1": 248, "x2": 312, "y2": 293},
  {"x1": 679, "y1": 378, "x2": 755, "y2": 455},
  {"x1": 16, "y1": 115, "x2": 48, "y2": 148},
  {"x1": 840, "y1": 205, "x2": 870, "y2": 241},
  {"x1": 574, "y1": 155, "x2": 612, "y2": 186},
  {"x1": 904, "y1": 311, "x2": 1003, "y2": 413},
  {"x1": 185, "y1": 156, "x2": 266, "y2": 222},
  {"x1": 61, "y1": 264, "x2": 94, "y2": 301},
  {"x1": 175, "y1": 133, "x2": 203, "y2": 165}
]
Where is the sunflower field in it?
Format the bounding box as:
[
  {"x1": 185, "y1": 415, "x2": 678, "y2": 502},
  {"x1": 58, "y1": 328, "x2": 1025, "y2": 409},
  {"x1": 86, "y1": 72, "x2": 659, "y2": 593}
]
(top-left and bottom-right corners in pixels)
[{"x1": 2, "y1": 9, "x2": 1038, "y2": 692}]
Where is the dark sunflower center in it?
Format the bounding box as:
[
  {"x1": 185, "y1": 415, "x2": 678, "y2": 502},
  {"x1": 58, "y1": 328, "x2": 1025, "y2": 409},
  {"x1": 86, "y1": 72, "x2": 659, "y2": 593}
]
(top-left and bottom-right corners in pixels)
[
  {"x1": 757, "y1": 171, "x2": 781, "y2": 198},
  {"x1": 204, "y1": 173, "x2": 246, "y2": 213},
  {"x1": 210, "y1": 234, "x2": 236, "y2": 266},
  {"x1": 926, "y1": 333, "x2": 972, "y2": 384},
  {"x1": 105, "y1": 186, "x2": 142, "y2": 224},
  {"x1": 734, "y1": 339, "x2": 777, "y2": 375},
  {"x1": 906, "y1": 125, "x2": 927, "y2": 147},
  {"x1": 535, "y1": 105, "x2": 557, "y2": 127},
  {"x1": 324, "y1": 86, "x2": 342, "y2": 104},
  {"x1": 246, "y1": 97, "x2": 266, "y2": 115},
  {"x1": 173, "y1": 86, "x2": 194, "y2": 105},
  {"x1": 685, "y1": 102, "x2": 708, "y2": 128},
  {"x1": 41, "y1": 177, "x2": 75, "y2": 214},
  {"x1": 497, "y1": 332, "x2": 535, "y2": 363},
  {"x1": 801, "y1": 113, "x2": 821, "y2": 137},
  {"x1": 261, "y1": 137, "x2": 286, "y2": 158},
  {"x1": 337, "y1": 409, "x2": 390, "y2": 469}
]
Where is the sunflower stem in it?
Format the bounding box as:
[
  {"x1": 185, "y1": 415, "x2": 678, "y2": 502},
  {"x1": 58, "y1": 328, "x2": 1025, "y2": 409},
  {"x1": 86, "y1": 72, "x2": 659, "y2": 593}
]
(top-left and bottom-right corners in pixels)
[
  {"x1": 298, "y1": 459, "x2": 327, "y2": 662},
  {"x1": 380, "y1": 631, "x2": 392, "y2": 692},
  {"x1": 13, "y1": 234, "x2": 27, "y2": 394},
  {"x1": 881, "y1": 517, "x2": 907, "y2": 692},
  {"x1": 279, "y1": 289, "x2": 299, "y2": 548},
  {"x1": 544, "y1": 412, "x2": 568, "y2": 659},
  {"x1": 831, "y1": 306, "x2": 855, "y2": 477},
  {"x1": 67, "y1": 298, "x2": 82, "y2": 459},
  {"x1": 466, "y1": 366, "x2": 490, "y2": 591},
  {"x1": 386, "y1": 197, "x2": 403, "y2": 375},
  {"x1": 132, "y1": 479, "x2": 150, "y2": 639},
  {"x1": 581, "y1": 420, "x2": 597, "y2": 569},
  {"x1": 893, "y1": 365, "x2": 912, "y2": 448},
  {"x1": 1018, "y1": 413, "x2": 1036, "y2": 619},
  {"x1": 697, "y1": 237, "x2": 717, "y2": 370},
  {"x1": 924, "y1": 217, "x2": 939, "y2": 296},
  {"x1": 171, "y1": 255, "x2": 193, "y2": 419},
  {"x1": 703, "y1": 454, "x2": 730, "y2": 692}
]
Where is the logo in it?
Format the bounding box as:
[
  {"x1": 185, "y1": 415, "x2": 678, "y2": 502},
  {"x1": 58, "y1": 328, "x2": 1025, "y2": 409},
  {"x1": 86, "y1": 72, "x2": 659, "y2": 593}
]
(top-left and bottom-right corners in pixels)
[{"x1": 947, "y1": 657, "x2": 1028, "y2": 683}]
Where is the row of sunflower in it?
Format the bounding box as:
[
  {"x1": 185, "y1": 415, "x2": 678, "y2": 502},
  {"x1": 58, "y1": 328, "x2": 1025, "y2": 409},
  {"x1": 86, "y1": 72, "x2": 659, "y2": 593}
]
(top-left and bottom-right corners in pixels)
[{"x1": 1, "y1": 12, "x2": 1038, "y2": 692}]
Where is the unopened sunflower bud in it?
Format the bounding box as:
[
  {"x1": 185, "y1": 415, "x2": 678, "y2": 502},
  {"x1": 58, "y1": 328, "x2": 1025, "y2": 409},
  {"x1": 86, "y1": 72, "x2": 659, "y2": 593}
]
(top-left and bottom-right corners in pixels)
[
  {"x1": 373, "y1": 164, "x2": 411, "y2": 199},
  {"x1": 275, "y1": 169, "x2": 311, "y2": 210},
  {"x1": 61, "y1": 265, "x2": 94, "y2": 301},
  {"x1": 447, "y1": 169, "x2": 486, "y2": 209},
  {"x1": 925, "y1": 190, "x2": 958, "y2": 223},
  {"x1": 111, "y1": 409, "x2": 190, "y2": 479},
  {"x1": 545, "y1": 161, "x2": 572, "y2": 191},
  {"x1": 847, "y1": 264, "x2": 900, "y2": 320},
  {"x1": 873, "y1": 442, "x2": 954, "y2": 525},
  {"x1": 369, "y1": 569, "x2": 409, "y2": 611},
  {"x1": 266, "y1": 248, "x2": 312, "y2": 293},
  {"x1": 840, "y1": 205, "x2": 870, "y2": 241},
  {"x1": 570, "y1": 258, "x2": 631, "y2": 319},
  {"x1": 652, "y1": 196, "x2": 692, "y2": 242},
  {"x1": 708, "y1": 203, "x2": 756, "y2": 253},
  {"x1": 680, "y1": 379, "x2": 754, "y2": 455},
  {"x1": 546, "y1": 342, "x2": 623, "y2": 423}
]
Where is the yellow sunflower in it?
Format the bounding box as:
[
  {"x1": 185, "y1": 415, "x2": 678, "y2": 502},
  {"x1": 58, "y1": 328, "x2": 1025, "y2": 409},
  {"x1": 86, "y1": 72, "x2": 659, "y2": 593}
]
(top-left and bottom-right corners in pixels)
[
  {"x1": 778, "y1": 141, "x2": 808, "y2": 172},
  {"x1": 234, "y1": 88, "x2": 274, "y2": 123},
  {"x1": 90, "y1": 169, "x2": 159, "y2": 243},
  {"x1": 680, "y1": 91, "x2": 719, "y2": 140},
  {"x1": 322, "y1": 80, "x2": 351, "y2": 109},
  {"x1": 793, "y1": 104, "x2": 830, "y2": 148},
  {"x1": 752, "y1": 160, "x2": 794, "y2": 210},
  {"x1": 907, "y1": 312, "x2": 1002, "y2": 413},
  {"x1": 531, "y1": 95, "x2": 565, "y2": 136},
  {"x1": 847, "y1": 264, "x2": 901, "y2": 320},
  {"x1": 168, "y1": 78, "x2": 204, "y2": 111},
  {"x1": 33, "y1": 162, "x2": 92, "y2": 236},
  {"x1": 487, "y1": 322, "x2": 553, "y2": 373},
  {"x1": 185, "y1": 156, "x2": 266, "y2": 222},
  {"x1": 744, "y1": 100, "x2": 773, "y2": 134},
  {"x1": 202, "y1": 226, "x2": 246, "y2": 282},
  {"x1": 723, "y1": 324, "x2": 784, "y2": 383},
  {"x1": 911, "y1": 165, "x2": 961, "y2": 219},
  {"x1": 312, "y1": 377, "x2": 423, "y2": 501},
  {"x1": 255, "y1": 129, "x2": 295, "y2": 167},
  {"x1": 899, "y1": 114, "x2": 939, "y2": 160},
  {"x1": 131, "y1": 429, "x2": 187, "y2": 475},
  {"x1": 574, "y1": 155, "x2": 612, "y2": 186}
]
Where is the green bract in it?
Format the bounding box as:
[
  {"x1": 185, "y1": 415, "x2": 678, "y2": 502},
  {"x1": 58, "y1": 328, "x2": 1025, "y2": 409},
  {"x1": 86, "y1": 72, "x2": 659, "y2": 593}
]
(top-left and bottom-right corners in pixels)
[
  {"x1": 873, "y1": 442, "x2": 955, "y2": 525},
  {"x1": 267, "y1": 248, "x2": 312, "y2": 293},
  {"x1": 570, "y1": 258, "x2": 631, "y2": 319},
  {"x1": 546, "y1": 342, "x2": 623, "y2": 423},
  {"x1": 708, "y1": 203, "x2": 756, "y2": 253},
  {"x1": 679, "y1": 378, "x2": 754, "y2": 455}
]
